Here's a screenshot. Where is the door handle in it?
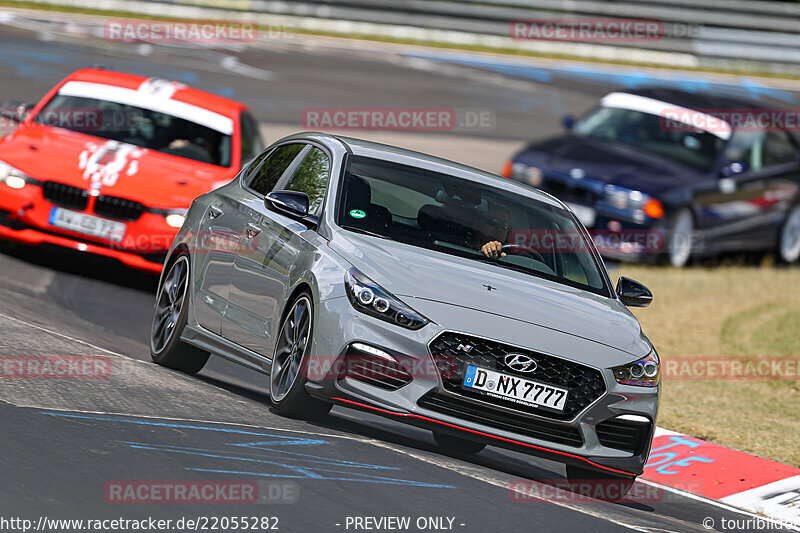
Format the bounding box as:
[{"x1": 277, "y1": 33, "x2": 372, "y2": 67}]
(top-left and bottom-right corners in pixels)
[
  {"x1": 246, "y1": 223, "x2": 262, "y2": 239},
  {"x1": 208, "y1": 205, "x2": 224, "y2": 219}
]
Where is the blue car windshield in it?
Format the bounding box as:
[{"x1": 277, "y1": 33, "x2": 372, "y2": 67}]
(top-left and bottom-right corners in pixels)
[
  {"x1": 574, "y1": 106, "x2": 724, "y2": 172},
  {"x1": 336, "y1": 156, "x2": 611, "y2": 296}
]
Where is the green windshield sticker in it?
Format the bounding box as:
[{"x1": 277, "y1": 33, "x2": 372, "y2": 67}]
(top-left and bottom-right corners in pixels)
[{"x1": 349, "y1": 209, "x2": 367, "y2": 219}]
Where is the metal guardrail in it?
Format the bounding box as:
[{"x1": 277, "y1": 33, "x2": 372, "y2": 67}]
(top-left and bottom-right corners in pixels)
[
  {"x1": 142, "y1": 0, "x2": 800, "y2": 73},
  {"x1": 8, "y1": 0, "x2": 800, "y2": 74}
]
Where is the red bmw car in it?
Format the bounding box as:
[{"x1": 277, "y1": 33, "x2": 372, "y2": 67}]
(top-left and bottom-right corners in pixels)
[{"x1": 0, "y1": 68, "x2": 264, "y2": 273}]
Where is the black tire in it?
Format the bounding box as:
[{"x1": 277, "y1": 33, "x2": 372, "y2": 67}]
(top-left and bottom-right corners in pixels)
[
  {"x1": 150, "y1": 254, "x2": 209, "y2": 374},
  {"x1": 269, "y1": 292, "x2": 332, "y2": 420},
  {"x1": 433, "y1": 431, "x2": 486, "y2": 455},
  {"x1": 565, "y1": 465, "x2": 636, "y2": 501}
]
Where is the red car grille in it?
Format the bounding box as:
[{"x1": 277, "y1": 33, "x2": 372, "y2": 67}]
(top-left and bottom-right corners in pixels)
[
  {"x1": 41, "y1": 181, "x2": 146, "y2": 221},
  {"x1": 42, "y1": 181, "x2": 89, "y2": 211}
]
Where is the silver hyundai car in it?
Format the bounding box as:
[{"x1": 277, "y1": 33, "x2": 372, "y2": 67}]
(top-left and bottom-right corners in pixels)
[{"x1": 150, "y1": 132, "x2": 659, "y2": 497}]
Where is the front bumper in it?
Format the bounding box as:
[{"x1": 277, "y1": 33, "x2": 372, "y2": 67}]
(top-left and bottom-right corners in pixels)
[
  {"x1": 0, "y1": 181, "x2": 174, "y2": 273},
  {"x1": 308, "y1": 296, "x2": 659, "y2": 477}
]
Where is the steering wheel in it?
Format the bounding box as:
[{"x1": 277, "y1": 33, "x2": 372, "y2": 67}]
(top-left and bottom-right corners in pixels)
[{"x1": 501, "y1": 243, "x2": 546, "y2": 265}]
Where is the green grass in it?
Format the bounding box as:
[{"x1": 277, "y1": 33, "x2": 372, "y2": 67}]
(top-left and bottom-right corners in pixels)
[{"x1": 619, "y1": 265, "x2": 800, "y2": 466}]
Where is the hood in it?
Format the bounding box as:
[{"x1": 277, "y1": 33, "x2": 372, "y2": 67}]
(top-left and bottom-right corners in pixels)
[
  {"x1": 0, "y1": 124, "x2": 235, "y2": 208},
  {"x1": 519, "y1": 135, "x2": 700, "y2": 194},
  {"x1": 329, "y1": 231, "x2": 650, "y2": 358}
]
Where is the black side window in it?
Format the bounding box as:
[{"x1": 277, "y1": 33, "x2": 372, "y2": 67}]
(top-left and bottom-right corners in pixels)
[
  {"x1": 764, "y1": 131, "x2": 796, "y2": 166},
  {"x1": 247, "y1": 144, "x2": 305, "y2": 196},
  {"x1": 239, "y1": 111, "x2": 265, "y2": 166},
  {"x1": 282, "y1": 147, "x2": 331, "y2": 213},
  {"x1": 724, "y1": 131, "x2": 766, "y2": 171},
  {"x1": 242, "y1": 149, "x2": 270, "y2": 181}
]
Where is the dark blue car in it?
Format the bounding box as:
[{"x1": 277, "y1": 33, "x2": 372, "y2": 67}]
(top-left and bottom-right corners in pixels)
[{"x1": 502, "y1": 88, "x2": 800, "y2": 266}]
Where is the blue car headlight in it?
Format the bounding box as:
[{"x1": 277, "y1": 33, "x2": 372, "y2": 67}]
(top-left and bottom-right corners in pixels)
[
  {"x1": 510, "y1": 162, "x2": 543, "y2": 186},
  {"x1": 612, "y1": 350, "x2": 660, "y2": 387},
  {"x1": 345, "y1": 268, "x2": 429, "y2": 330},
  {"x1": 604, "y1": 185, "x2": 664, "y2": 220}
]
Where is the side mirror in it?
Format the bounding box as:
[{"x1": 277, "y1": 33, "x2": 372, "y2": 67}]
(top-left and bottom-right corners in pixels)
[
  {"x1": 562, "y1": 114, "x2": 575, "y2": 130},
  {"x1": 0, "y1": 100, "x2": 33, "y2": 123},
  {"x1": 616, "y1": 276, "x2": 653, "y2": 308},
  {"x1": 720, "y1": 161, "x2": 747, "y2": 177},
  {"x1": 265, "y1": 190, "x2": 317, "y2": 227}
]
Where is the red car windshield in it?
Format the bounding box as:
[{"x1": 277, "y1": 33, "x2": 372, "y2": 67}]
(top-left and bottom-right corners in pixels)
[{"x1": 34, "y1": 94, "x2": 233, "y2": 167}]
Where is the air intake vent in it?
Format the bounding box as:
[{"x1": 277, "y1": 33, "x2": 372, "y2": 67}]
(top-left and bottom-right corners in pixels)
[{"x1": 418, "y1": 392, "x2": 583, "y2": 447}]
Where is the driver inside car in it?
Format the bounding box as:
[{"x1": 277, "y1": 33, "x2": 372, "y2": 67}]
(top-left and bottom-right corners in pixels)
[{"x1": 476, "y1": 206, "x2": 513, "y2": 258}]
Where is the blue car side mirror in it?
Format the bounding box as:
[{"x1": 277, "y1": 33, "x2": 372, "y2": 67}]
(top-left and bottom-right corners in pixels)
[{"x1": 562, "y1": 114, "x2": 575, "y2": 130}]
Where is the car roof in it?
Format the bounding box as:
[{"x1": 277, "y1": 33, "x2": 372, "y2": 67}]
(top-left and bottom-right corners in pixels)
[
  {"x1": 624, "y1": 87, "x2": 769, "y2": 111},
  {"x1": 60, "y1": 68, "x2": 247, "y2": 117}
]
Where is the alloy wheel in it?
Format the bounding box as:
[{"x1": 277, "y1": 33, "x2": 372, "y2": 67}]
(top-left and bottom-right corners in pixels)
[
  {"x1": 270, "y1": 296, "x2": 312, "y2": 403},
  {"x1": 151, "y1": 256, "x2": 189, "y2": 354}
]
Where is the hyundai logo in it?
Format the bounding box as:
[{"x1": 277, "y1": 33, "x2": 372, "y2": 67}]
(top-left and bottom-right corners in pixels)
[{"x1": 503, "y1": 353, "x2": 537, "y2": 373}]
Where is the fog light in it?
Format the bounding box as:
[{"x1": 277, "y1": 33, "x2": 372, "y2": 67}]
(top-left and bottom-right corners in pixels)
[
  {"x1": 165, "y1": 213, "x2": 185, "y2": 228},
  {"x1": 5, "y1": 175, "x2": 25, "y2": 189}
]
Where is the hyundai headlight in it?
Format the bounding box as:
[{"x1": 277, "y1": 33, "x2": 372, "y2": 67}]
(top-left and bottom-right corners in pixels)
[
  {"x1": 345, "y1": 268, "x2": 429, "y2": 330},
  {"x1": 612, "y1": 351, "x2": 660, "y2": 387}
]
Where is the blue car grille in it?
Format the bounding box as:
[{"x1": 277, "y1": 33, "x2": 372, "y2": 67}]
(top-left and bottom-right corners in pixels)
[{"x1": 541, "y1": 177, "x2": 597, "y2": 205}]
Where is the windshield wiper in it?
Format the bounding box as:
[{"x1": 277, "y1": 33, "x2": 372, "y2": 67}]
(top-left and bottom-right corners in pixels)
[{"x1": 340, "y1": 226, "x2": 395, "y2": 241}]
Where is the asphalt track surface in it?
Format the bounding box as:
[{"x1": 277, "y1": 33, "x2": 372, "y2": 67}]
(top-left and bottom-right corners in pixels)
[{"x1": 0, "y1": 13, "x2": 797, "y2": 533}]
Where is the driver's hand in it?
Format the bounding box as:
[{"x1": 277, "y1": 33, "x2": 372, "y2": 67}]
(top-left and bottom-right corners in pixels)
[
  {"x1": 481, "y1": 241, "x2": 506, "y2": 258},
  {"x1": 169, "y1": 139, "x2": 189, "y2": 149}
]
